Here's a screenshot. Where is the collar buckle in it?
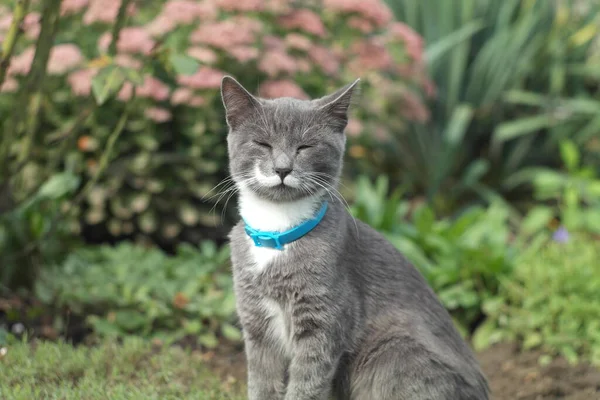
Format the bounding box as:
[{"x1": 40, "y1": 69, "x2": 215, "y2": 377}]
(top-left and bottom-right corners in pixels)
[{"x1": 243, "y1": 201, "x2": 328, "y2": 251}]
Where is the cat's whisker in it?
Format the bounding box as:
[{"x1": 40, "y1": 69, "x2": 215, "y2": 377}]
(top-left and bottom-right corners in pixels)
[
  {"x1": 305, "y1": 174, "x2": 359, "y2": 237},
  {"x1": 202, "y1": 172, "x2": 254, "y2": 201},
  {"x1": 209, "y1": 175, "x2": 254, "y2": 218}
]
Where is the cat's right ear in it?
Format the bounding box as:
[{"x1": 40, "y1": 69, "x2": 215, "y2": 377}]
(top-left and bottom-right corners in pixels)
[{"x1": 221, "y1": 76, "x2": 260, "y2": 130}]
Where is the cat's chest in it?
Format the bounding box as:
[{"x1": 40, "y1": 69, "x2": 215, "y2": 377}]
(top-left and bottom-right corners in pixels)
[
  {"x1": 246, "y1": 240, "x2": 289, "y2": 273},
  {"x1": 261, "y1": 297, "x2": 293, "y2": 355}
]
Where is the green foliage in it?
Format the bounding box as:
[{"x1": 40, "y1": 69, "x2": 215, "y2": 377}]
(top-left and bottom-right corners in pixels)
[
  {"x1": 0, "y1": 338, "x2": 244, "y2": 399},
  {"x1": 475, "y1": 234, "x2": 600, "y2": 366},
  {"x1": 0, "y1": 0, "x2": 427, "y2": 249},
  {"x1": 384, "y1": 0, "x2": 600, "y2": 212},
  {"x1": 34, "y1": 241, "x2": 238, "y2": 347},
  {"x1": 524, "y1": 140, "x2": 600, "y2": 235},
  {"x1": 0, "y1": 172, "x2": 81, "y2": 289},
  {"x1": 351, "y1": 176, "x2": 516, "y2": 332}
]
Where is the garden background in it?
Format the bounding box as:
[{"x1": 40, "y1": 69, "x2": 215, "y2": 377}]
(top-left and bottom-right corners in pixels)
[{"x1": 1, "y1": 0, "x2": 600, "y2": 398}]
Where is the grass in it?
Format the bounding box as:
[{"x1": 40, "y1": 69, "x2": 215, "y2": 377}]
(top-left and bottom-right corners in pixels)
[{"x1": 0, "y1": 337, "x2": 245, "y2": 400}]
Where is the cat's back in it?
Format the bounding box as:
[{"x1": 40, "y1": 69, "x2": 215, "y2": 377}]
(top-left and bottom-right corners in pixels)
[{"x1": 343, "y1": 217, "x2": 480, "y2": 356}]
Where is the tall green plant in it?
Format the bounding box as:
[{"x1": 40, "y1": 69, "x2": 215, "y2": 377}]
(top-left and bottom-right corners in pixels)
[
  {"x1": 384, "y1": 0, "x2": 600, "y2": 213},
  {"x1": 0, "y1": 0, "x2": 144, "y2": 290}
]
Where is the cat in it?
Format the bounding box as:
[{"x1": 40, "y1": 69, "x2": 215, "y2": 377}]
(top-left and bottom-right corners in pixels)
[{"x1": 220, "y1": 75, "x2": 490, "y2": 400}]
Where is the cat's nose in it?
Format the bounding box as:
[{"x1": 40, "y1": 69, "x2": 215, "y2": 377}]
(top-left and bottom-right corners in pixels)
[{"x1": 275, "y1": 167, "x2": 292, "y2": 180}]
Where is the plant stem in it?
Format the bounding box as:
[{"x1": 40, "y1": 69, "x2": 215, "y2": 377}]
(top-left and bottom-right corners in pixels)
[
  {"x1": 74, "y1": 94, "x2": 133, "y2": 205},
  {"x1": 16, "y1": 0, "x2": 63, "y2": 164},
  {"x1": 108, "y1": 0, "x2": 133, "y2": 56},
  {"x1": 0, "y1": 0, "x2": 32, "y2": 182},
  {"x1": 0, "y1": 0, "x2": 31, "y2": 88}
]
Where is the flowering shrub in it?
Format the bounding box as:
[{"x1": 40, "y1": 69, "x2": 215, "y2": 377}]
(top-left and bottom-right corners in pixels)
[{"x1": 0, "y1": 0, "x2": 430, "y2": 246}]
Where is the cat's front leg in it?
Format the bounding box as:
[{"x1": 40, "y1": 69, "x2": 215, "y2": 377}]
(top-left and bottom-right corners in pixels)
[
  {"x1": 284, "y1": 327, "x2": 342, "y2": 400},
  {"x1": 246, "y1": 338, "x2": 287, "y2": 400}
]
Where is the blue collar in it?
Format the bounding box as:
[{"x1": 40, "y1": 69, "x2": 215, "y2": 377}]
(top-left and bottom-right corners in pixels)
[{"x1": 243, "y1": 202, "x2": 328, "y2": 250}]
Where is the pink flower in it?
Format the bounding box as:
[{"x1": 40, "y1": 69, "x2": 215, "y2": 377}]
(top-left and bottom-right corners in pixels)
[
  {"x1": 0, "y1": 15, "x2": 12, "y2": 31},
  {"x1": 161, "y1": 0, "x2": 217, "y2": 24},
  {"x1": 216, "y1": 0, "x2": 264, "y2": 12},
  {"x1": 0, "y1": 77, "x2": 18, "y2": 93},
  {"x1": 114, "y1": 54, "x2": 143, "y2": 69},
  {"x1": 83, "y1": 0, "x2": 136, "y2": 25},
  {"x1": 83, "y1": 0, "x2": 120, "y2": 24},
  {"x1": 348, "y1": 17, "x2": 374, "y2": 33},
  {"x1": 389, "y1": 22, "x2": 424, "y2": 63},
  {"x1": 145, "y1": 107, "x2": 172, "y2": 123},
  {"x1": 259, "y1": 80, "x2": 308, "y2": 99},
  {"x1": 258, "y1": 49, "x2": 297, "y2": 77},
  {"x1": 177, "y1": 67, "x2": 224, "y2": 90},
  {"x1": 68, "y1": 68, "x2": 98, "y2": 96},
  {"x1": 349, "y1": 39, "x2": 393, "y2": 74},
  {"x1": 308, "y1": 45, "x2": 339, "y2": 75},
  {"x1": 324, "y1": 0, "x2": 393, "y2": 27},
  {"x1": 23, "y1": 13, "x2": 41, "y2": 40},
  {"x1": 187, "y1": 47, "x2": 218, "y2": 64},
  {"x1": 263, "y1": 35, "x2": 286, "y2": 50},
  {"x1": 278, "y1": 10, "x2": 326, "y2": 37},
  {"x1": 99, "y1": 27, "x2": 155, "y2": 55},
  {"x1": 117, "y1": 82, "x2": 134, "y2": 101},
  {"x1": 264, "y1": 0, "x2": 291, "y2": 13},
  {"x1": 8, "y1": 47, "x2": 35, "y2": 75},
  {"x1": 346, "y1": 119, "x2": 363, "y2": 137},
  {"x1": 48, "y1": 44, "x2": 85, "y2": 75},
  {"x1": 145, "y1": 15, "x2": 175, "y2": 36},
  {"x1": 401, "y1": 90, "x2": 429, "y2": 122},
  {"x1": 61, "y1": 0, "x2": 89, "y2": 15},
  {"x1": 422, "y1": 77, "x2": 437, "y2": 98},
  {"x1": 136, "y1": 76, "x2": 170, "y2": 101},
  {"x1": 227, "y1": 46, "x2": 259, "y2": 63},
  {"x1": 285, "y1": 33, "x2": 312, "y2": 52},
  {"x1": 171, "y1": 88, "x2": 206, "y2": 107},
  {"x1": 296, "y1": 58, "x2": 312, "y2": 73},
  {"x1": 191, "y1": 17, "x2": 262, "y2": 48}
]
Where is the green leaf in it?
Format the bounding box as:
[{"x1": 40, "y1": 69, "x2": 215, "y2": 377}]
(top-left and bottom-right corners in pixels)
[
  {"x1": 444, "y1": 105, "x2": 473, "y2": 146},
  {"x1": 521, "y1": 206, "x2": 553, "y2": 236},
  {"x1": 88, "y1": 316, "x2": 122, "y2": 337},
  {"x1": 37, "y1": 172, "x2": 80, "y2": 200},
  {"x1": 523, "y1": 332, "x2": 542, "y2": 350},
  {"x1": 169, "y1": 53, "x2": 200, "y2": 76},
  {"x1": 91, "y1": 65, "x2": 127, "y2": 105},
  {"x1": 494, "y1": 115, "x2": 556, "y2": 142},
  {"x1": 472, "y1": 320, "x2": 503, "y2": 351},
  {"x1": 425, "y1": 20, "x2": 485, "y2": 66},
  {"x1": 221, "y1": 323, "x2": 242, "y2": 341},
  {"x1": 114, "y1": 310, "x2": 147, "y2": 331},
  {"x1": 199, "y1": 333, "x2": 218, "y2": 348},
  {"x1": 122, "y1": 67, "x2": 144, "y2": 86},
  {"x1": 183, "y1": 320, "x2": 202, "y2": 334},
  {"x1": 559, "y1": 140, "x2": 580, "y2": 172}
]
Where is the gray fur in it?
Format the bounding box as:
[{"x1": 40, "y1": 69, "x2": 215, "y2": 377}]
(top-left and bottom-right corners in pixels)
[{"x1": 221, "y1": 76, "x2": 490, "y2": 400}]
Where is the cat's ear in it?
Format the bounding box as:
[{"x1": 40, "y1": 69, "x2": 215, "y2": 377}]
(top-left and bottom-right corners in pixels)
[
  {"x1": 221, "y1": 76, "x2": 260, "y2": 130},
  {"x1": 315, "y1": 78, "x2": 361, "y2": 131}
]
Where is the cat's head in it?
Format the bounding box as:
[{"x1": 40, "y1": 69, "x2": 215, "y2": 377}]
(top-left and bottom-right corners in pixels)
[{"x1": 221, "y1": 76, "x2": 359, "y2": 202}]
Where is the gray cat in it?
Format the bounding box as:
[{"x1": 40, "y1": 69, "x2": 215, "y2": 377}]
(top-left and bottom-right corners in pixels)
[{"x1": 220, "y1": 76, "x2": 490, "y2": 400}]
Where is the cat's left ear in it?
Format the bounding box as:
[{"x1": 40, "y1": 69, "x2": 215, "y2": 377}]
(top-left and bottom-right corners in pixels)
[
  {"x1": 315, "y1": 78, "x2": 361, "y2": 131},
  {"x1": 221, "y1": 76, "x2": 261, "y2": 131}
]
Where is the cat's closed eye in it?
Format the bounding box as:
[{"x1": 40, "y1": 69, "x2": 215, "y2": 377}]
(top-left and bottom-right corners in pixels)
[
  {"x1": 253, "y1": 140, "x2": 272, "y2": 149},
  {"x1": 296, "y1": 145, "x2": 313, "y2": 154}
]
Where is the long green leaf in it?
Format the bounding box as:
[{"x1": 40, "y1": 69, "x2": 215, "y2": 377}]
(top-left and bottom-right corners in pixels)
[
  {"x1": 425, "y1": 20, "x2": 485, "y2": 66},
  {"x1": 494, "y1": 115, "x2": 556, "y2": 142}
]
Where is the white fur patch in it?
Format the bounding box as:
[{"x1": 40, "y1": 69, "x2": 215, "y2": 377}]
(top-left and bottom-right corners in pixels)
[
  {"x1": 238, "y1": 186, "x2": 322, "y2": 274},
  {"x1": 262, "y1": 298, "x2": 293, "y2": 355}
]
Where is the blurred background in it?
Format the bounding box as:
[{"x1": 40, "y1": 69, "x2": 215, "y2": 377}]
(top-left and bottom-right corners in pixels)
[{"x1": 1, "y1": 0, "x2": 599, "y2": 398}]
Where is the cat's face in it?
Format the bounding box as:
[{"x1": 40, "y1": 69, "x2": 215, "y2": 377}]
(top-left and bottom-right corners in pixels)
[{"x1": 221, "y1": 77, "x2": 359, "y2": 202}]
